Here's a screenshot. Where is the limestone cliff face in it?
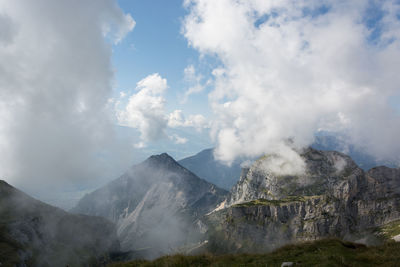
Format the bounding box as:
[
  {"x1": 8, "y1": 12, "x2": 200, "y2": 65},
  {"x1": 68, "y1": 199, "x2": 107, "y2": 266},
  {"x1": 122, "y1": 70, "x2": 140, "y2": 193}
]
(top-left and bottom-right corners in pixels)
[
  {"x1": 227, "y1": 148, "x2": 363, "y2": 205},
  {"x1": 355, "y1": 166, "x2": 400, "y2": 230},
  {"x1": 204, "y1": 148, "x2": 400, "y2": 253}
]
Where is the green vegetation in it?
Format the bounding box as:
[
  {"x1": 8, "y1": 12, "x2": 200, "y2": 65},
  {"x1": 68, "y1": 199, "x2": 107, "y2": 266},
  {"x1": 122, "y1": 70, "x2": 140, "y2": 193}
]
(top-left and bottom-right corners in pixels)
[
  {"x1": 109, "y1": 239, "x2": 400, "y2": 267},
  {"x1": 377, "y1": 219, "x2": 400, "y2": 240},
  {"x1": 232, "y1": 196, "x2": 322, "y2": 207}
]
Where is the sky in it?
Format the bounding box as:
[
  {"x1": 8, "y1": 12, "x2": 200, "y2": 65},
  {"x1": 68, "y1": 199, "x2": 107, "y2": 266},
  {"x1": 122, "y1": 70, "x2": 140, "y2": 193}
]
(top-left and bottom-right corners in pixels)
[
  {"x1": 113, "y1": 0, "x2": 204, "y2": 111},
  {"x1": 113, "y1": 0, "x2": 400, "y2": 164},
  {"x1": 113, "y1": 0, "x2": 214, "y2": 147},
  {"x1": 0, "y1": 0, "x2": 400, "y2": 208}
]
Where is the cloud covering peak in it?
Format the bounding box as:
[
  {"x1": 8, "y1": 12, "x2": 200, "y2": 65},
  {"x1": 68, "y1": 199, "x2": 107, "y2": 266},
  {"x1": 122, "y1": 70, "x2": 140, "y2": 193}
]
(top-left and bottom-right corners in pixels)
[{"x1": 183, "y1": 0, "x2": 400, "y2": 165}]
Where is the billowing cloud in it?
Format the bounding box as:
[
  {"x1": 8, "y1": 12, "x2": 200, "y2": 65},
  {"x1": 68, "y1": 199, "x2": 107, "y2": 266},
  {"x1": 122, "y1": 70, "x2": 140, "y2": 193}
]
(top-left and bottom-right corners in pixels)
[
  {"x1": 118, "y1": 75, "x2": 209, "y2": 146},
  {"x1": 0, "y1": 0, "x2": 134, "y2": 192},
  {"x1": 183, "y1": 0, "x2": 400, "y2": 165},
  {"x1": 117, "y1": 73, "x2": 169, "y2": 143}
]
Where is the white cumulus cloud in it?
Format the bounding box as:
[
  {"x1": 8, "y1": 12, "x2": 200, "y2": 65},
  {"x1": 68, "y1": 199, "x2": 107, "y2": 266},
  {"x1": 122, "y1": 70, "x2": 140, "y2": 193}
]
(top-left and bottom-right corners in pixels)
[
  {"x1": 183, "y1": 0, "x2": 400, "y2": 165},
  {"x1": 117, "y1": 74, "x2": 208, "y2": 146},
  {"x1": 117, "y1": 73, "x2": 168, "y2": 143}
]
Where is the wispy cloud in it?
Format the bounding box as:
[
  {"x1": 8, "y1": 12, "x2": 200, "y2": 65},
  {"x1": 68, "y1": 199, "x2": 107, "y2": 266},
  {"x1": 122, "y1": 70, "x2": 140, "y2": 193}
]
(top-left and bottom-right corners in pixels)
[
  {"x1": 181, "y1": 65, "x2": 205, "y2": 103},
  {"x1": 169, "y1": 134, "x2": 188, "y2": 144}
]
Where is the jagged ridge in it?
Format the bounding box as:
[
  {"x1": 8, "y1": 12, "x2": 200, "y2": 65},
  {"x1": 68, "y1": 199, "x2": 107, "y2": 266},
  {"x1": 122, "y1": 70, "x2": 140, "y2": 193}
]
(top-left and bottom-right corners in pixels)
[{"x1": 203, "y1": 148, "x2": 400, "y2": 253}]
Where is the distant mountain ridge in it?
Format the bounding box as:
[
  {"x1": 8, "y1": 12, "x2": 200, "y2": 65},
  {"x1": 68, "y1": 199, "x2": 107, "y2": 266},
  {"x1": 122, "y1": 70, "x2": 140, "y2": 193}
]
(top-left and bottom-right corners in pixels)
[
  {"x1": 178, "y1": 148, "x2": 243, "y2": 190},
  {"x1": 72, "y1": 153, "x2": 227, "y2": 259},
  {"x1": 0, "y1": 180, "x2": 119, "y2": 266},
  {"x1": 312, "y1": 135, "x2": 396, "y2": 170}
]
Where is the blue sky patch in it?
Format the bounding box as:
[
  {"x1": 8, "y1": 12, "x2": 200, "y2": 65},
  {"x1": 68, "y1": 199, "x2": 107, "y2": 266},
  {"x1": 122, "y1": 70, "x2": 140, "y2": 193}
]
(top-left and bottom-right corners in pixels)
[
  {"x1": 363, "y1": 0, "x2": 386, "y2": 44},
  {"x1": 254, "y1": 14, "x2": 270, "y2": 28},
  {"x1": 302, "y1": 4, "x2": 330, "y2": 19}
]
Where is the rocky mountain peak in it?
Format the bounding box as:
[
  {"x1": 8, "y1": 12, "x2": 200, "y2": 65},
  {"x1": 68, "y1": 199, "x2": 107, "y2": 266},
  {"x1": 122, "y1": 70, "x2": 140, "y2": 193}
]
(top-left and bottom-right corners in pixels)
[
  {"x1": 140, "y1": 153, "x2": 189, "y2": 175},
  {"x1": 147, "y1": 152, "x2": 175, "y2": 164},
  {"x1": 205, "y1": 149, "x2": 400, "y2": 254},
  {"x1": 72, "y1": 152, "x2": 227, "y2": 258},
  {"x1": 227, "y1": 147, "x2": 363, "y2": 206}
]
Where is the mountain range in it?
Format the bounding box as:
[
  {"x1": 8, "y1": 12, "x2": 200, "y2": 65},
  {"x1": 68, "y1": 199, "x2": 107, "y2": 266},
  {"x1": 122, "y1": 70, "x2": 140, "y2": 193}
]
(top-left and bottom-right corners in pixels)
[
  {"x1": 176, "y1": 135, "x2": 395, "y2": 192},
  {"x1": 1, "y1": 145, "x2": 400, "y2": 265}
]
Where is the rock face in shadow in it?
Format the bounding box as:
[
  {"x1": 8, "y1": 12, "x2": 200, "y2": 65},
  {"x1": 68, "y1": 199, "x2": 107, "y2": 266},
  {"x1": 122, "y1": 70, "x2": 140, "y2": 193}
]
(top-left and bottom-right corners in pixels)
[
  {"x1": 0, "y1": 180, "x2": 119, "y2": 267},
  {"x1": 204, "y1": 148, "x2": 400, "y2": 253},
  {"x1": 72, "y1": 153, "x2": 227, "y2": 259}
]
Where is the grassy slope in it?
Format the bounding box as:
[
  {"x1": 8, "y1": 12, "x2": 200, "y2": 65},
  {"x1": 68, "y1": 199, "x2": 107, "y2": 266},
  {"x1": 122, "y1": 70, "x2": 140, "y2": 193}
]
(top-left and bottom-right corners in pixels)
[
  {"x1": 376, "y1": 220, "x2": 400, "y2": 240},
  {"x1": 109, "y1": 239, "x2": 400, "y2": 267},
  {"x1": 232, "y1": 196, "x2": 323, "y2": 207}
]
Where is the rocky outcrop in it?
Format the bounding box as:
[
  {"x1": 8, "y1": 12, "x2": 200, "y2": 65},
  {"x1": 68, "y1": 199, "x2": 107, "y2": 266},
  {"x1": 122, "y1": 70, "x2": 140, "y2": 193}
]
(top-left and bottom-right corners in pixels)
[
  {"x1": 177, "y1": 135, "x2": 395, "y2": 194},
  {"x1": 72, "y1": 153, "x2": 227, "y2": 259},
  {"x1": 355, "y1": 166, "x2": 400, "y2": 231},
  {"x1": 0, "y1": 180, "x2": 119, "y2": 267},
  {"x1": 227, "y1": 148, "x2": 363, "y2": 205},
  {"x1": 204, "y1": 148, "x2": 400, "y2": 253}
]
